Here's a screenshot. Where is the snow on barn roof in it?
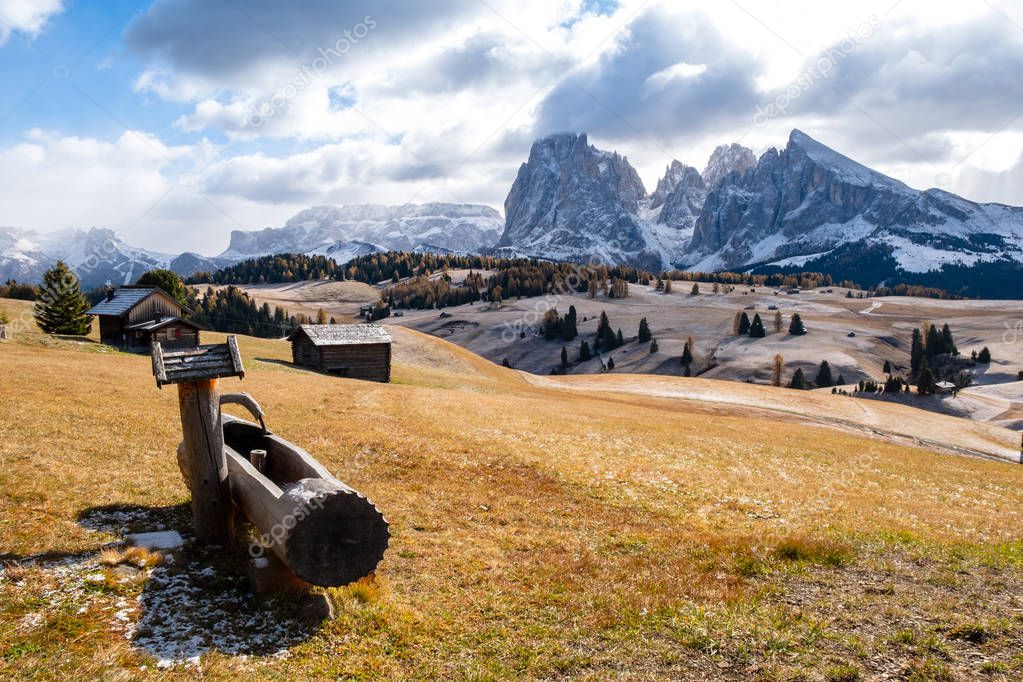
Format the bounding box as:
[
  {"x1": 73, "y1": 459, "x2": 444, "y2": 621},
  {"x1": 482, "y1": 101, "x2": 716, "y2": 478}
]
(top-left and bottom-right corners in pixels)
[{"x1": 289, "y1": 324, "x2": 392, "y2": 347}]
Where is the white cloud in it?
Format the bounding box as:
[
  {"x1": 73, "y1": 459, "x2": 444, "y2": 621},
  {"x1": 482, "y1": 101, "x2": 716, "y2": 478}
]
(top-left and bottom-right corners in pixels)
[{"x1": 0, "y1": 0, "x2": 63, "y2": 43}]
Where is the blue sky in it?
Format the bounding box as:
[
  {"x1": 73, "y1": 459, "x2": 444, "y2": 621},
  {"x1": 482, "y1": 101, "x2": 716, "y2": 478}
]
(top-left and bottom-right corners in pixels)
[{"x1": 2, "y1": 0, "x2": 1023, "y2": 254}]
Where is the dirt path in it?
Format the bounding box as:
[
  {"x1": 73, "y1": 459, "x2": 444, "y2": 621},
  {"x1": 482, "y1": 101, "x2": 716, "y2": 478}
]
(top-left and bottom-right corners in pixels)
[{"x1": 525, "y1": 373, "x2": 1022, "y2": 464}]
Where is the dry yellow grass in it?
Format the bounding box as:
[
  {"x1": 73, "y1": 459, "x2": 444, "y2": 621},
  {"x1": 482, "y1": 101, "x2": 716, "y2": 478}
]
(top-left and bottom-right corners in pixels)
[{"x1": 2, "y1": 296, "x2": 1023, "y2": 680}]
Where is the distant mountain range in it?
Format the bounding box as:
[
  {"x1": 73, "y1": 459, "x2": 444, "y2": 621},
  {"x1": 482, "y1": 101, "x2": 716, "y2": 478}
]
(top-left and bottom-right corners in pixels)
[
  {"x1": 0, "y1": 203, "x2": 503, "y2": 289},
  {"x1": 4, "y1": 130, "x2": 1023, "y2": 295}
]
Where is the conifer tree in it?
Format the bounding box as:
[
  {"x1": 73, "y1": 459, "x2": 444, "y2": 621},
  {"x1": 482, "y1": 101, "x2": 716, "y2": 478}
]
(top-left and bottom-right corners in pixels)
[
  {"x1": 773, "y1": 310, "x2": 783, "y2": 332},
  {"x1": 606, "y1": 356, "x2": 615, "y2": 371},
  {"x1": 650, "y1": 338, "x2": 659, "y2": 353},
  {"x1": 317, "y1": 308, "x2": 329, "y2": 324},
  {"x1": 733, "y1": 311, "x2": 742, "y2": 335},
  {"x1": 690, "y1": 283, "x2": 700, "y2": 295},
  {"x1": 33, "y1": 261, "x2": 91, "y2": 335},
  {"x1": 910, "y1": 327, "x2": 924, "y2": 377},
  {"x1": 788, "y1": 367, "x2": 808, "y2": 390},
  {"x1": 836, "y1": 374, "x2": 846, "y2": 386},
  {"x1": 738, "y1": 312, "x2": 751, "y2": 335},
  {"x1": 749, "y1": 313, "x2": 766, "y2": 338},
  {"x1": 771, "y1": 353, "x2": 784, "y2": 387},
  {"x1": 616, "y1": 329, "x2": 625, "y2": 347},
  {"x1": 638, "y1": 317, "x2": 651, "y2": 343},
  {"x1": 977, "y1": 346, "x2": 992, "y2": 364},
  {"x1": 788, "y1": 313, "x2": 806, "y2": 335},
  {"x1": 815, "y1": 360, "x2": 833, "y2": 387},
  {"x1": 883, "y1": 360, "x2": 892, "y2": 374},
  {"x1": 681, "y1": 341, "x2": 693, "y2": 367},
  {"x1": 561, "y1": 345, "x2": 568, "y2": 370},
  {"x1": 941, "y1": 323, "x2": 957, "y2": 355},
  {"x1": 917, "y1": 359, "x2": 936, "y2": 395},
  {"x1": 579, "y1": 340, "x2": 591, "y2": 361}
]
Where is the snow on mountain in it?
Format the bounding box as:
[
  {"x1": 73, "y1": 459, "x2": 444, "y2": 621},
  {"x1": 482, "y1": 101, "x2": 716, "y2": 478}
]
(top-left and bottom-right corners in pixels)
[
  {"x1": 0, "y1": 226, "x2": 175, "y2": 289},
  {"x1": 498, "y1": 133, "x2": 663, "y2": 270},
  {"x1": 684, "y1": 129, "x2": 1023, "y2": 278},
  {"x1": 220, "y1": 203, "x2": 503, "y2": 261}
]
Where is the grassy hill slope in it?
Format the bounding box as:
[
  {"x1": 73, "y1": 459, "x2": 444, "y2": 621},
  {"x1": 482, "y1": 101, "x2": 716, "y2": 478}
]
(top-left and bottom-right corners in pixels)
[{"x1": 2, "y1": 298, "x2": 1023, "y2": 679}]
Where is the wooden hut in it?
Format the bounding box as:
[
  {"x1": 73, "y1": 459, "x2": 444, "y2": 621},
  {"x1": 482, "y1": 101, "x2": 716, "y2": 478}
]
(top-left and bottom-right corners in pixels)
[
  {"x1": 288, "y1": 324, "x2": 392, "y2": 382},
  {"x1": 87, "y1": 285, "x2": 201, "y2": 351}
]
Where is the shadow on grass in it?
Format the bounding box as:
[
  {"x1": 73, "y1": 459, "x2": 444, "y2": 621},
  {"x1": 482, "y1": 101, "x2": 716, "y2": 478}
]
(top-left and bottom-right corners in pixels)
[
  {"x1": 254, "y1": 356, "x2": 343, "y2": 378},
  {"x1": 4, "y1": 503, "x2": 326, "y2": 664}
]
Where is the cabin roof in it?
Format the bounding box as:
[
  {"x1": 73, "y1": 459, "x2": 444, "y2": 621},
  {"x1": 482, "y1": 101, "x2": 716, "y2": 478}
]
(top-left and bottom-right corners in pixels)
[
  {"x1": 127, "y1": 316, "x2": 203, "y2": 332},
  {"x1": 87, "y1": 285, "x2": 190, "y2": 317},
  {"x1": 289, "y1": 324, "x2": 392, "y2": 347}
]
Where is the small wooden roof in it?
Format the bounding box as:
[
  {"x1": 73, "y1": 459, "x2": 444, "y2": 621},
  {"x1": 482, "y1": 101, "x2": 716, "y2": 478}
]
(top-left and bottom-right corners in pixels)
[
  {"x1": 152, "y1": 335, "x2": 245, "y2": 387},
  {"x1": 127, "y1": 316, "x2": 203, "y2": 332},
  {"x1": 288, "y1": 324, "x2": 392, "y2": 347}
]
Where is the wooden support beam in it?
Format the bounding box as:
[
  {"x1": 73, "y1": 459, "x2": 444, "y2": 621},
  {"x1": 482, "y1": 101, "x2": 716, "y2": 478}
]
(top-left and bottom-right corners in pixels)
[{"x1": 176, "y1": 379, "x2": 233, "y2": 544}]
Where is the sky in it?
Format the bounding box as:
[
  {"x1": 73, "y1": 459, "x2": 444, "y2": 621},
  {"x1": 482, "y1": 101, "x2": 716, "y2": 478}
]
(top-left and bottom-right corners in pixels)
[{"x1": 1, "y1": 0, "x2": 1023, "y2": 255}]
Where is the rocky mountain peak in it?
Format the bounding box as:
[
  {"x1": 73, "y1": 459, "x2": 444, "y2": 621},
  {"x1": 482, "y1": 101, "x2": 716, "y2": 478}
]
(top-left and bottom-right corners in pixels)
[
  {"x1": 650, "y1": 160, "x2": 702, "y2": 210},
  {"x1": 702, "y1": 143, "x2": 757, "y2": 190}
]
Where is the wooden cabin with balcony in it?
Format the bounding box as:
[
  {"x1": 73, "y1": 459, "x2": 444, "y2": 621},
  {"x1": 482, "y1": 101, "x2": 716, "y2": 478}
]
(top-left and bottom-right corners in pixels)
[{"x1": 87, "y1": 285, "x2": 201, "y2": 351}]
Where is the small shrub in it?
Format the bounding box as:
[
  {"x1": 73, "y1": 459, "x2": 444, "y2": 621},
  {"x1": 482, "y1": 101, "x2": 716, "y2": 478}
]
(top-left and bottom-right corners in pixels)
[
  {"x1": 774, "y1": 537, "x2": 853, "y2": 566},
  {"x1": 825, "y1": 663, "x2": 861, "y2": 682}
]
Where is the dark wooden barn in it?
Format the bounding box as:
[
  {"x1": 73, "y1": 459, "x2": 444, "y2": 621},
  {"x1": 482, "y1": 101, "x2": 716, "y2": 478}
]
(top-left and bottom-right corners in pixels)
[
  {"x1": 288, "y1": 324, "x2": 392, "y2": 382},
  {"x1": 87, "y1": 285, "x2": 201, "y2": 351}
]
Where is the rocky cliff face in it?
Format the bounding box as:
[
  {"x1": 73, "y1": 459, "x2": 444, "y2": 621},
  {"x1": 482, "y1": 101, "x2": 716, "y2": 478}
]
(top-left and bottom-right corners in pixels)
[
  {"x1": 499, "y1": 133, "x2": 662, "y2": 269},
  {"x1": 685, "y1": 129, "x2": 1023, "y2": 273},
  {"x1": 702, "y1": 143, "x2": 757, "y2": 190}
]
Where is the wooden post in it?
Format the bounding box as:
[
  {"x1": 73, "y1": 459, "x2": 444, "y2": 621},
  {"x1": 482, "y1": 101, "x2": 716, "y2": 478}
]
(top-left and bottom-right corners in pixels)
[
  {"x1": 177, "y1": 378, "x2": 233, "y2": 544},
  {"x1": 152, "y1": 336, "x2": 246, "y2": 546}
]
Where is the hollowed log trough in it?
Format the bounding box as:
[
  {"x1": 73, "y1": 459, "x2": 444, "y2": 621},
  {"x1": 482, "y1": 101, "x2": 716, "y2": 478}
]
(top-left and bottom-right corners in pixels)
[
  {"x1": 220, "y1": 413, "x2": 389, "y2": 587},
  {"x1": 153, "y1": 337, "x2": 389, "y2": 588}
]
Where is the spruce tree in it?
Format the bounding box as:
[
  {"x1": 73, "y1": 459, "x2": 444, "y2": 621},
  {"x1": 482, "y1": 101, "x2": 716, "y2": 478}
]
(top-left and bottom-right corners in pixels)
[
  {"x1": 815, "y1": 360, "x2": 833, "y2": 387},
  {"x1": 606, "y1": 356, "x2": 615, "y2": 371},
  {"x1": 883, "y1": 360, "x2": 892, "y2": 374},
  {"x1": 788, "y1": 313, "x2": 806, "y2": 335},
  {"x1": 681, "y1": 341, "x2": 693, "y2": 367},
  {"x1": 738, "y1": 312, "x2": 751, "y2": 335},
  {"x1": 650, "y1": 338, "x2": 659, "y2": 353},
  {"x1": 616, "y1": 329, "x2": 625, "y2": 347},
  {"x1": 940, "y1": 323, "x2": 957, "y2": 355},
  {"x1": 977, "y1": 346, "x2": 992, "y2": 364},
  {"x1": 788, "y1": 368, "x2": 808, "y2": 390},
  {"x1": 560, "y1": 345, "x2": 568, "y2": 370},
  {"x1": 910, "y1": 328, "x2": 924, "y2": 377},
  {"x1": 638, "y1": 317, "x2": 651, "y2": 343},
  {"x1": 917, "y1": 359, "x2": 936, "y2": 395},
  {"x1": 579, "y1": 340, "x2": 591, "y2": 361},
  {"x1": 836, "y1": 374, "x2": 846, "y2": 385},
  {"x1": 749, "y1": 314, "x2": 766, "y2": 338},
  {"x1": 33, "y1": 261, "x2": 91, "y2": 335}
]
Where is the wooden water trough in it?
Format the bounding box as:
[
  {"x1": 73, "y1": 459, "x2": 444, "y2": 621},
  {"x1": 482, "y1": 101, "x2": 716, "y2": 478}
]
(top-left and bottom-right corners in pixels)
[{"x1": 152, "y1": 336, "x2": 389, "y2": 587}]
